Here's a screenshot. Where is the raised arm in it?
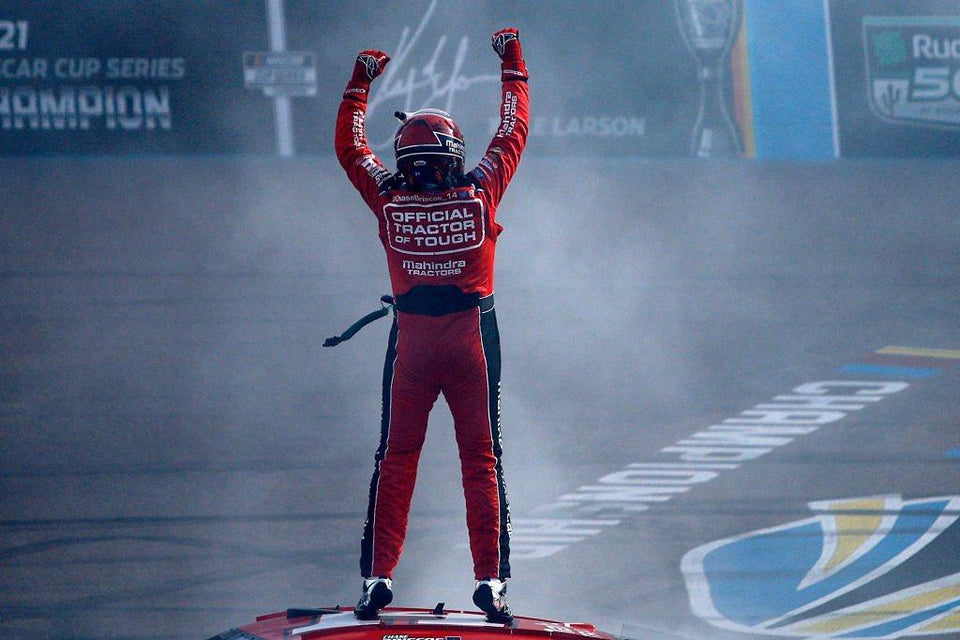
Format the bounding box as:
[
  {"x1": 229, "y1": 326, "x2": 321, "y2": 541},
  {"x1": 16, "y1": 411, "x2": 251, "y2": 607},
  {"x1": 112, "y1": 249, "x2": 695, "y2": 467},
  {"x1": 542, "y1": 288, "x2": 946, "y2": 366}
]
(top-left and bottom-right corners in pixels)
[
  {"x1": 468, "y1": 29, "x2": 530, "y2": 206},
  {"x1": 335, "y1": 50, "x2": 393, "y2": 210}
]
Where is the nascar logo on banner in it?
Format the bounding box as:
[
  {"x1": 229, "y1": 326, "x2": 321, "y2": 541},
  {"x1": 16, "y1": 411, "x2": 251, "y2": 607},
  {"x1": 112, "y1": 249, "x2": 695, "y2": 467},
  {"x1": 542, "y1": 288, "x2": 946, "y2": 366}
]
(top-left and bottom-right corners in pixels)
[{"x1": 243, "y1": 51, "x2": 316, "y2": 98}]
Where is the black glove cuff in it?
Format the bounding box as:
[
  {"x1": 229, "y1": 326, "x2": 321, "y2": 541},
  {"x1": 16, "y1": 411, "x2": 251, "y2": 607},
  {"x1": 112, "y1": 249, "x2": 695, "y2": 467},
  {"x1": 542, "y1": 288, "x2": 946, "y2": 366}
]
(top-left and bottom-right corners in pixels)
[
  {"x1": 501, "y1": 59, "x2": 528, "y2": 81},
  {"x1": 343, "y1": 80, "x2": 370, "y2": 101}
]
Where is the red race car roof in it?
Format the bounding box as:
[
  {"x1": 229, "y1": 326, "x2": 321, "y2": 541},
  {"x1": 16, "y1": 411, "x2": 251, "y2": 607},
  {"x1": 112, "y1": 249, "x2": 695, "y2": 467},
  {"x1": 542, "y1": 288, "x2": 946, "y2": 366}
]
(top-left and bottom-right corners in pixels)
[{"x1": 212, "y1": 606, "x2": 618, "y2": 640}]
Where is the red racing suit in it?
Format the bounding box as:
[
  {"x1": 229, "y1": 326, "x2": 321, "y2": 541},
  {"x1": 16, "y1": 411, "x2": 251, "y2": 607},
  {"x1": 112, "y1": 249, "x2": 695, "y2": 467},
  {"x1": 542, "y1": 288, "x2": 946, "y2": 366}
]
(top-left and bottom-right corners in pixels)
[{"x1": 335, "y1": 58, "x2": 529, "y2": 581}]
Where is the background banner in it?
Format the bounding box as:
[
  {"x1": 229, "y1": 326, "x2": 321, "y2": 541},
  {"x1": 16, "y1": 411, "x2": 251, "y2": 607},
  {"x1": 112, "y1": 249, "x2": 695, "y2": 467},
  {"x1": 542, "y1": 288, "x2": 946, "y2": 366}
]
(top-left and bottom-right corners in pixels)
[
  {"x1": 829, "y1": 0, "x2": 960, "y2": 157},
  {"x1": 0, "y1": 0, "x2": 276, "y2": 154},
  {"x1": 0, "y1": 0, "x2": 750, "y2": 158}
]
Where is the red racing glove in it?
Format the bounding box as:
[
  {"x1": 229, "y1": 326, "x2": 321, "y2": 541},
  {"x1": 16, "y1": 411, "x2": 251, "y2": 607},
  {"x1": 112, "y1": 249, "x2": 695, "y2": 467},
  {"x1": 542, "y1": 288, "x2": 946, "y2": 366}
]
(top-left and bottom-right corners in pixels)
[
  {"x1": 343, "y1": 49, "x2": 390, "y2": 100},
  {"x1": 491, "y1": 28, "x2": 528, "y2": 81}
]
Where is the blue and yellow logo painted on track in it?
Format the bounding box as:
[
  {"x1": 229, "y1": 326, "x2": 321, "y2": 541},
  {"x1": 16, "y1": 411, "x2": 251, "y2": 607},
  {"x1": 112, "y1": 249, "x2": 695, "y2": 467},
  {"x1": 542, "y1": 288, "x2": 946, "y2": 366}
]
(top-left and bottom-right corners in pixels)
[{"x1": 683, "y1": 495, "x2": 960, "y2": 638}]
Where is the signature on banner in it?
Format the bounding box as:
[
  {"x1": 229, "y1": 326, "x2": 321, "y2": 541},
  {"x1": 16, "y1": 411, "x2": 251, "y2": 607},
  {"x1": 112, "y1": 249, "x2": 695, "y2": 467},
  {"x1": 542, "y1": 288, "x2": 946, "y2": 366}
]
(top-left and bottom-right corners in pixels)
[{"x1": 366, "y1": 0, "x2": 499, "y2": 148}]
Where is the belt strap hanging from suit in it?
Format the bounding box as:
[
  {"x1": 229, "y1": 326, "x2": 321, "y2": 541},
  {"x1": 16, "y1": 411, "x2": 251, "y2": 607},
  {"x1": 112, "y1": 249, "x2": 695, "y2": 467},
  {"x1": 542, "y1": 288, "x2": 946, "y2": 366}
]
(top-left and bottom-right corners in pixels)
[
  {"x1": 323, "y1": 295, "x2": 394, "y2": 347},
  {"x1": 323, "y1": 290, "x2": 494, "y2": 347}
]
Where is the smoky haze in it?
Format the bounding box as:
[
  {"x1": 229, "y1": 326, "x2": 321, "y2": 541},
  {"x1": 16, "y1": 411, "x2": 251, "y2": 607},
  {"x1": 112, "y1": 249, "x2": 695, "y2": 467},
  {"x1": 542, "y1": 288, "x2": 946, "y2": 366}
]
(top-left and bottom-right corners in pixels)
[
  {"x1": 3, "y1": 155, "x2": 958, "y2": 639},
  {"x1": 3, "y1": 1, "x2": 960, "y2": 640}
]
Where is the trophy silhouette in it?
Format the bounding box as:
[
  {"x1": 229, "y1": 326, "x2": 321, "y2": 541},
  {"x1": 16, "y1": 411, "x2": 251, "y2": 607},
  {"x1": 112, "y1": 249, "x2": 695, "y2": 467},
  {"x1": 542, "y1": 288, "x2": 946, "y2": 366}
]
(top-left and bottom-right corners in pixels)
[{"x1": 674, "y1": 0, "x2": 744, "y2": 157}]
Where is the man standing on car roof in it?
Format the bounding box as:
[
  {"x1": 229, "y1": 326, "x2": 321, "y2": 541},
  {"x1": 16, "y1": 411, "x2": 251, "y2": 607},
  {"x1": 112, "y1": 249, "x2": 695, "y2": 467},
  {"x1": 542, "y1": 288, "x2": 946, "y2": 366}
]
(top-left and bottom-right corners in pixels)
[{"x1": 334, "y1": 28, "x2": 529, "y2": 622}]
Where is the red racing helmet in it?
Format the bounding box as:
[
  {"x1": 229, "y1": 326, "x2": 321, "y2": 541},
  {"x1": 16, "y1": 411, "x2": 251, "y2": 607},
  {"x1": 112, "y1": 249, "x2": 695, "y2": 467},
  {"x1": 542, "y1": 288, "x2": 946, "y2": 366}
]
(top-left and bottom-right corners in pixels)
[{"x1": 394, "y1": 109, "x2": 465, "y2": 190}]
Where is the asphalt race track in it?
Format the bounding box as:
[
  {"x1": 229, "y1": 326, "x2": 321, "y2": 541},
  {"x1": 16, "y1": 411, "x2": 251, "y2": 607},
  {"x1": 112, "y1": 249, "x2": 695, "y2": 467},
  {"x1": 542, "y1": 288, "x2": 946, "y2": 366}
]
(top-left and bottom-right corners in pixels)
[{"x1": 2, "y1": 158, "x2": 958, "y2": 640}]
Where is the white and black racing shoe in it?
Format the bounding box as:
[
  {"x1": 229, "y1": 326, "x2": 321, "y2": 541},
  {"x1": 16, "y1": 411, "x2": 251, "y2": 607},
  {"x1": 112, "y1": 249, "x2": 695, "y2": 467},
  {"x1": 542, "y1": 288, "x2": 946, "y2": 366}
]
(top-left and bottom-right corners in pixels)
[
  {"x1": 354, "y1": 577, "x2": 393, "y2": 620},
  {"x1": 472, "y1": 578, "x2": 513, "y2": 623}
]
